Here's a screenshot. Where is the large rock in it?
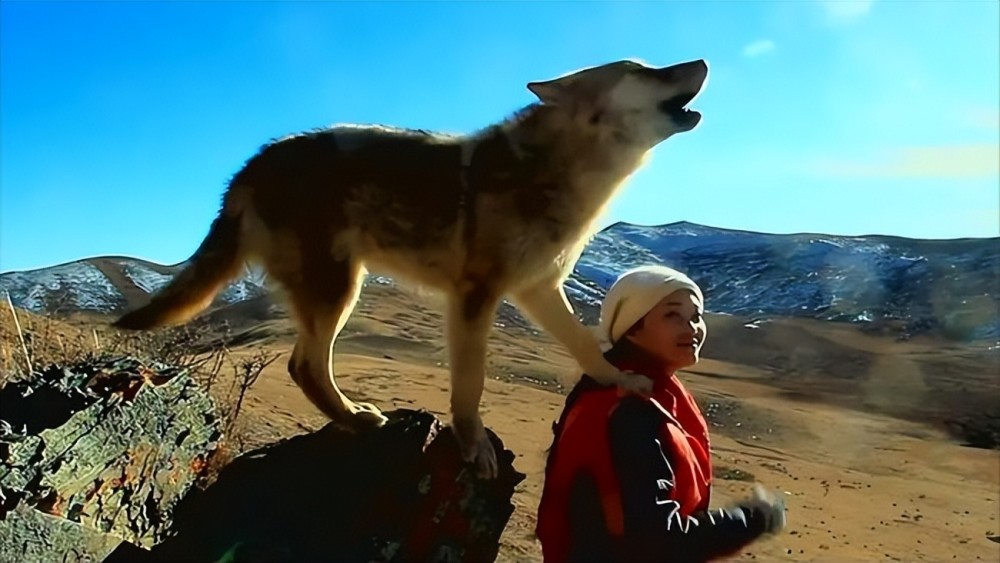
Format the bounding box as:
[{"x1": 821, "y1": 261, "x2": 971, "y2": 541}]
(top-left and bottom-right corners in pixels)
[
  {"x1": 139, "y1": 408, "x2": 526, "y2": 562},
  {"x1": 0, "y1": 503, "x2": 126, "y2": 562},
  {"x1": 0, "y1": 356, "x2": 223, "y2": 555},
  {"x1": 1, "y1": 356, "x2": 526, "y2": 563}
]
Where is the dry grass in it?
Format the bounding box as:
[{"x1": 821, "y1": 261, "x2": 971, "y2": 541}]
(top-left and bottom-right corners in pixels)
[{"x1": 0, "y1": 301, "x2": 281, "y2": 463}]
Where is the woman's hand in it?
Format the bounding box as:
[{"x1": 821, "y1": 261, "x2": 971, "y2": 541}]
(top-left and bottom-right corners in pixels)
[{"x1": 747, "y1": 483, "x2": 787, "y2": 535}]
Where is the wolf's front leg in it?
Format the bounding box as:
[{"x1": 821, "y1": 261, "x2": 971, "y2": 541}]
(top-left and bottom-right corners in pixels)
[
  {"x1": 445, "y1": 285, "x2": 501, "y2": 479},
  {"x1": 511, "y1": 280, "x2": 653, "y2": 394}
]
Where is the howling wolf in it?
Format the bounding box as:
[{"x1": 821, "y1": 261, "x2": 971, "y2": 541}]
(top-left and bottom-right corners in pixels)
[{"x1": 114, "y1": 58, "x2": 710, "y2": 479}]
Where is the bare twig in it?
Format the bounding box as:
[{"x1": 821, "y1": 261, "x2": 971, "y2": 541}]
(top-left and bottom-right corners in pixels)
[
  {"x1": 225, "y1": 348, "x2": 281, "y2": 444},
  {"x1": 4, "y1": 291, "x2": 32, "y2": 375},
  {"x1": 204, "y1": 349, "x2": 227, "y2": 394}
]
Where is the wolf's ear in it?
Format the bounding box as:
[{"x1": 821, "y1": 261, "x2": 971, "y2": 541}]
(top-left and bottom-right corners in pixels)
[
  {"x1": 527, "y1": 64, "x2": 616, "y2": 105},
  {"x1": 526, "y1": 78, "x2": 569, "y2": 105},
  {"x1": 528, "y1": 69, "x2": 591, "y2": 105}
]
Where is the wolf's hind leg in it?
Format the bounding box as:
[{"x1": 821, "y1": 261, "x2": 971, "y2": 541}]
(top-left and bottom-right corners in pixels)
[
  {"x1": 283, "y1": 251, "x2": 386, "y2": 429},
  {"x1": 445, "y1": 283, "x2": 501, "y2": 479}
]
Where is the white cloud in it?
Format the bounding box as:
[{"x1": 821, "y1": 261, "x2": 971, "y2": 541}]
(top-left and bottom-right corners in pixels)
[
  {"x1": 742, "y1": 39, "x2": 776, "y2": 58},
  {"x1": 812, "y1": 144, "x2": 1000, "y2": 179},
  {"x1": 821, "y1": 0, "x2": 874, "y2": 24}
]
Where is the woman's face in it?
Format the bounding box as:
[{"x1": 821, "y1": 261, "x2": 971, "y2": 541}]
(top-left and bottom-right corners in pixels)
[{"x1": 625, "y1": 289, "x2": 707, "y2": 370}]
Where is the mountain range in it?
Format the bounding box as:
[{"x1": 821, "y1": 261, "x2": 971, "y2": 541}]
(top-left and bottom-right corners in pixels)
[{"x1": 3, "y1": 221, "x2": 997, "y2": 341}]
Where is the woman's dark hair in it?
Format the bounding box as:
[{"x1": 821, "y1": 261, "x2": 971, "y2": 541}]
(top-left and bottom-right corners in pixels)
[{"x1": 622, "y1": 315, "x2": 645, "y2": 338}]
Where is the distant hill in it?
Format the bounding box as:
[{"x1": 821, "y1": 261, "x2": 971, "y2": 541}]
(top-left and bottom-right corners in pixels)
[
  {"x1": 2, "y1": 221, "x2": 997, "y2": 341},
  {"x1": 0, "y1": 256, "x2": 268, "y2": 316}
]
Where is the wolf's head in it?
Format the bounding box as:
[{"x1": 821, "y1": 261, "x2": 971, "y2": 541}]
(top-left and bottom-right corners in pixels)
[{"x1": 526, "y1": 58, "x2": 709, "y2": 150}]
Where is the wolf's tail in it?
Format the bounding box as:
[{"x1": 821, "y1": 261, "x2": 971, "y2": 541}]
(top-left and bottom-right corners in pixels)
[{"x1": 114, "y1": 202, "x2": 245, "y2": 331}]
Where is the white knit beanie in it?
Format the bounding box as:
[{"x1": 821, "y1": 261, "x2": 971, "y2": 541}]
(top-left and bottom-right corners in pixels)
[{"x1": 597, "y1": 264, "x2": 705, "y2": 349}]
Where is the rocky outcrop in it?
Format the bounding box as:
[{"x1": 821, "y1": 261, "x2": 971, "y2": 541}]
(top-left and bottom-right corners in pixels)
[
  {"x1": 139, "y1": 408, "x2": 525, "y2": 562},
  {"x1": 0, "y1": 356, "x2": 222, "y2": 554},
  {"x1": 0, "y1": 356, "x2": 525, "y2": 563}
]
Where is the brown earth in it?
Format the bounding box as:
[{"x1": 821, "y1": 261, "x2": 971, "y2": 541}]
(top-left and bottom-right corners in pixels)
[{"x1": 2, "y1": 282, "x2": 998, "y2": 562}]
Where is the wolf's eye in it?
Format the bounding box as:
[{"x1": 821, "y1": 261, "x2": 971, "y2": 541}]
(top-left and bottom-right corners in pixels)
[{"x1": 589, "y1": 110, "x2": 603, "y2": 124}]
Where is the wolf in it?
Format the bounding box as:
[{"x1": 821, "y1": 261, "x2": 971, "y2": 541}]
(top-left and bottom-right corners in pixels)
[{"x1": 113, "y1": 58, "x2": 709, "y2": 479}]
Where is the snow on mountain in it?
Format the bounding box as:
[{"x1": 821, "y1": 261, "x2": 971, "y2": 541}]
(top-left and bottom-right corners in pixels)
[
  {"x1": 1, "y1": 221, "x2": 996, "y2": 341},
  {"x1": 0, "y1": 258, "x2": 268, "y2": 316},
  {"x1": 567, "y1": 222, "x2": 999, "y2": 340},
  {"x1": 118, "y1": 260, "x2": 269, "y2": 305},
  {"x1": 219, "y1": 266, "x2": 270, "y2": 304},
  {"x1": 0, "y1": 261, "x2": 124, "y2": 314},
  {"x1": 122, "y1": 262, "x2": 172, "y2": 294}
]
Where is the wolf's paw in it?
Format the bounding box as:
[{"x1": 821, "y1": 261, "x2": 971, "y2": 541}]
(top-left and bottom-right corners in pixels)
[
  {"x1": 341, "y1": 401, "x2": 389, "y2": 430},
  {"x1": 616, "y1": 373, "x2": 654, "y2": 396},
  {"x1": 451, "y1": 417, "x2": 498, "y2": 479},
  {"x1": 468, "y1": 434, "x2": 499, "y2": 480},
  {"x1": 587, "y1": 359, "x2": 653, "y2": 396}
]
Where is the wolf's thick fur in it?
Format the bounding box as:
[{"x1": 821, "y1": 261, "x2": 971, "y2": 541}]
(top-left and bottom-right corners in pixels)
[{"x1": 114, "y1": 58, "x2": 709, "y2": 478}]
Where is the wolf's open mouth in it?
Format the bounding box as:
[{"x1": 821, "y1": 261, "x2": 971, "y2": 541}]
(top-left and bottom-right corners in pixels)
[
  {"x1": 658, "y1": 92, "x2": 696, "y2": 115},
  {"x1": 658, "y1": 91, "x2": 701, "y2": 127}
]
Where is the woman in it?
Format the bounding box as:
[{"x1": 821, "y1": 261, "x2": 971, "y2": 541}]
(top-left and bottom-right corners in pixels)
[{"x1": 535, "y1": 265, "x2": 786, "y2": 562}]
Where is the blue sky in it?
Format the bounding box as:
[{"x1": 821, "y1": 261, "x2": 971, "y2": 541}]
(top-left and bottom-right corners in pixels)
[{"x1": 2, "y1": 0, "x2": 997, "y2": 273}]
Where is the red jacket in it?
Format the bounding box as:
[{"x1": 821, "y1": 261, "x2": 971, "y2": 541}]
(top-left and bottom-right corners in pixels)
[{"x1": 536, "y1": 347, "x2": 768, "y2": 562}]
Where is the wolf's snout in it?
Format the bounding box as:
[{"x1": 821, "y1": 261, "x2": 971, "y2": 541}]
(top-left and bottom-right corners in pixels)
[
  {"x1": 655, "y1": 59, "x2": 708, "y2": 131},
  {"x1": 657, "y1": 59, "x2": 709, "y2": 88}
]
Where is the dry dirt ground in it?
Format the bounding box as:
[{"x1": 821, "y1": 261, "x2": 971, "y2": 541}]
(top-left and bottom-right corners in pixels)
[{"x1": 3, "y1": 282, "x2": 999, "y2": 562}]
